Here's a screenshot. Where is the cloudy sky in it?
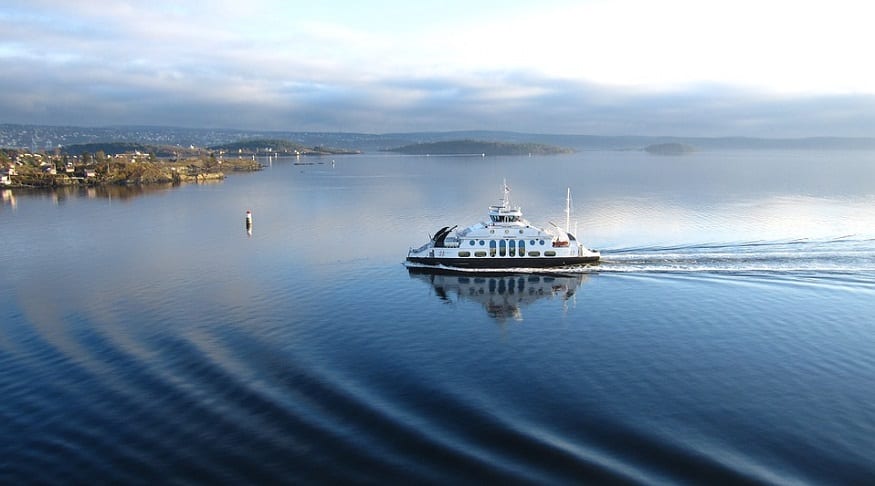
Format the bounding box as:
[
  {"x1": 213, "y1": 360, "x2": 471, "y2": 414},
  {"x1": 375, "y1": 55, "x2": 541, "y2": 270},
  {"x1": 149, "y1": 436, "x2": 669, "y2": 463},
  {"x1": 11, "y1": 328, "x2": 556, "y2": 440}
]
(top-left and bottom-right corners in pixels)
[{"x1": 2, "y1": 0, "x2": 875, "y2": 136}]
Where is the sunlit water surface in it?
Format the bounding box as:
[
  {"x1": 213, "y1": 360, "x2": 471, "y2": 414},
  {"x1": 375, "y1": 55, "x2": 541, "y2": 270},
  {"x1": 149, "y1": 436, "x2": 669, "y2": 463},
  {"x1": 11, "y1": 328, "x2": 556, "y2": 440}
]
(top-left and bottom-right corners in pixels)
[{"x1": 2, "y1": 150, "x2": 875, "y2": 483}]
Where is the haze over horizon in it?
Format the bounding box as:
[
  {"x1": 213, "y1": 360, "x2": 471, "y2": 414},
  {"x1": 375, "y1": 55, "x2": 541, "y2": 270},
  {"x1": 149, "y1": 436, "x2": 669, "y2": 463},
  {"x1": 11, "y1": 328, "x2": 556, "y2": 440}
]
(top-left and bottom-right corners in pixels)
[{"x1": 3, "y1": 0, "x2": 875, "y2": 138}]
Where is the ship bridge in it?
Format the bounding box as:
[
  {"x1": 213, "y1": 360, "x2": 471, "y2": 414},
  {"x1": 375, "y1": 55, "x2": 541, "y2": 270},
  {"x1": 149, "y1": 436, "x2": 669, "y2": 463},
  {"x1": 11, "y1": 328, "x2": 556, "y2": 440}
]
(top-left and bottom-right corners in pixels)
[
  {"x1": 488, "y1": 181, "x2": 525, "y2": 225},
  {"x1": 488, "y1": 204, "x2": 524, "y2": 224}
]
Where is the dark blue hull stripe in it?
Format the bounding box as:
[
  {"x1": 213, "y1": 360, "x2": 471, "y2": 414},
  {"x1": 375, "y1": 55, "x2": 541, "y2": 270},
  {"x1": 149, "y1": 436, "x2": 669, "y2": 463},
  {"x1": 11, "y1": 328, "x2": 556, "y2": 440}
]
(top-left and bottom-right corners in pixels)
[{"x1": 406, "y1": 255, "x2": 599, "y2": 268}]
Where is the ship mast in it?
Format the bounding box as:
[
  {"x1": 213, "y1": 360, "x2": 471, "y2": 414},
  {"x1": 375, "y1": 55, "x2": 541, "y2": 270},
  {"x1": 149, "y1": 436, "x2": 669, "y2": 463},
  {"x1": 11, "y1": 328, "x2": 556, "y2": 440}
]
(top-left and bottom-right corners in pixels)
[{"x1": 565, "y1": 187, "x2": 571, "y2": 235}]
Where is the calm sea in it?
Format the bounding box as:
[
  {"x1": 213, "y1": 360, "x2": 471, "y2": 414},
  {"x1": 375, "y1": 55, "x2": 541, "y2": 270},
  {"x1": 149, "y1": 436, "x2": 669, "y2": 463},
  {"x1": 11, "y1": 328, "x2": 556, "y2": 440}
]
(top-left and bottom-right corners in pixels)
[{"x1": 2, "y1": 150, "x2": 875, "y2": 483}]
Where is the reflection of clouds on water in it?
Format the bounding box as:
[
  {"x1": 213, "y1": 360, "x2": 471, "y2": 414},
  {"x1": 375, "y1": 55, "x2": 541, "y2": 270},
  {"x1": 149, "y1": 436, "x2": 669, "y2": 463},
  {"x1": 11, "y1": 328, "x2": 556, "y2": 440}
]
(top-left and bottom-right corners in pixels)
[
  {"x1": 589, "y1": 194, "x2": 875, "y2": 250},
  {"x1": 408, "y1": 269, "x2": 588, "y2": 322}
]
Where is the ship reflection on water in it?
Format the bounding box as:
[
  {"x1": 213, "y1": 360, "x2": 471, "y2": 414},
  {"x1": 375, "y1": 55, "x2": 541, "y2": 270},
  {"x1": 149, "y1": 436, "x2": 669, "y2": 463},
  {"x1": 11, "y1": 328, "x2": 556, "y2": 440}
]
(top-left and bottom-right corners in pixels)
[{"x1": 407, "y1": 268, "x2": 588, "y2": 321}]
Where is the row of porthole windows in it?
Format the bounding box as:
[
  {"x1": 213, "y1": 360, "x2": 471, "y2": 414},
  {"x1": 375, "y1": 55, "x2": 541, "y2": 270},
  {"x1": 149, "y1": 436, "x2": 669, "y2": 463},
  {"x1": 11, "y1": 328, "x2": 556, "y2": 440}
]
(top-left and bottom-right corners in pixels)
[
  {"x1": 487, "y1": 228, "x2": 527, "y2": 235},
  {"x1": 468, "y1": 239, "x2": 547, "y2": 246},
  {"x1": 457, "y1": 250, "x2": 558, "y2": 257}
]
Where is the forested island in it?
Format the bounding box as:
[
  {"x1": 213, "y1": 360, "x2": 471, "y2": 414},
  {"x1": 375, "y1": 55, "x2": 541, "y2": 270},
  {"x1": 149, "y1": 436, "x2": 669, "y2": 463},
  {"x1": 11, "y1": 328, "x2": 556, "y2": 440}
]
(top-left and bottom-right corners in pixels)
[
  {"x1": 644, "y1": 143, "x2": 696, "y2": 155},
  {"x1": 386, "y1": 140, "x2": 573, "y2": 156}
]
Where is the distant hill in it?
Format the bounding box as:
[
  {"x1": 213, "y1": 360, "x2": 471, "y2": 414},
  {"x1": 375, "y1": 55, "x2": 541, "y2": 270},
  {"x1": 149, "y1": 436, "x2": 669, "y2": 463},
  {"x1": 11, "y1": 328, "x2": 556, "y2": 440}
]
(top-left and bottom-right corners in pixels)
[
  {"x1": 6, "y1": 124, "x2": 875, "y2": 153},
  {"x1": 56, "y1": 139, "x2": 360, "y2": 158},
  {"x1": 209, "y1": 139, "x2": 360, "y2": 155},
  {"x1": 60, "y1": 142, "x2": 180, "y2": 157},
  {"x1": 386, "y1": 140, "x2": 573, "y2": 156},
  {"x1": 645, "y1": 143, "x2": 695, "y2": 155}
]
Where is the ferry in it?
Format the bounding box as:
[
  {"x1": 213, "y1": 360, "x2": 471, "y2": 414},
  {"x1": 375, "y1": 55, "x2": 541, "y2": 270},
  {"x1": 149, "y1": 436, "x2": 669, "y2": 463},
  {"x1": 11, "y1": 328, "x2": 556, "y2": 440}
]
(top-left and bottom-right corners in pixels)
[{"x1": 406, "y1": 183, "x2": 600, "y2": 270}]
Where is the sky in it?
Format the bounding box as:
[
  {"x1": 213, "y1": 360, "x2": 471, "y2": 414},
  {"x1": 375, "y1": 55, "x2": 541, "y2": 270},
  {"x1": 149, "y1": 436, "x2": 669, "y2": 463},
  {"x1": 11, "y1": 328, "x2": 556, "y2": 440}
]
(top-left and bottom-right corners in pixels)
[{"x1": 2, "y1": 0, "x2": 875, "y2": 137}]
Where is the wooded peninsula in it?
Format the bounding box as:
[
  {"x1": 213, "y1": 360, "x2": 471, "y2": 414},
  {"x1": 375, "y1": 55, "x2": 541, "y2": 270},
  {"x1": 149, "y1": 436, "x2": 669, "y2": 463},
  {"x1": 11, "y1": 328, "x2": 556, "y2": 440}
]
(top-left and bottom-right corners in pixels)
[{"x1": 0, "y1": 139, "x2": 356, "y2": 188}]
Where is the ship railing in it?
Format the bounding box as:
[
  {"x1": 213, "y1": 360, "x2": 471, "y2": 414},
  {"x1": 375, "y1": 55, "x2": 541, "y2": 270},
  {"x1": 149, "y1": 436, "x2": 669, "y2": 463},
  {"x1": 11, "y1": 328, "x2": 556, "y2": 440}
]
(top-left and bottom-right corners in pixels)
[{"x1": 410, "y1": 243, "x2": 431, "y2": 254}]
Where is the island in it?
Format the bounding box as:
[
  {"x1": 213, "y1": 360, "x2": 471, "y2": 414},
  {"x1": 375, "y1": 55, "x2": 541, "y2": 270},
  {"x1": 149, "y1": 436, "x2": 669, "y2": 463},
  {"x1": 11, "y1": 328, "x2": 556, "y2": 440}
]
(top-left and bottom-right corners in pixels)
[
  {"x1": 644, "y1": 143, "x2": 696, "y2": 155},
  {"x1": 386, "y1": 140, "x2": 574, "y2": 156}
]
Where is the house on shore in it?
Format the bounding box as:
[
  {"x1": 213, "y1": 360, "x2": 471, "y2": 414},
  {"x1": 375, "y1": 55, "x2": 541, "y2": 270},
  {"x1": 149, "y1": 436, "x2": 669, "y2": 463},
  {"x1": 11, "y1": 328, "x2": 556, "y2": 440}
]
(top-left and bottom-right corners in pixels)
[{"x1": 1, "y1": 164, "x2": 14, "y2": 185}]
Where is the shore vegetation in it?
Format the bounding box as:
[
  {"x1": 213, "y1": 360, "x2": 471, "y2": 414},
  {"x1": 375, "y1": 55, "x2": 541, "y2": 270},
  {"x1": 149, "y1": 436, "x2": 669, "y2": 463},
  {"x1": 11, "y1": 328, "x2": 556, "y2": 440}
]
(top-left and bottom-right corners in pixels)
[{"x1": 1, "y1": 148, "x2": 262, "y2": 188}]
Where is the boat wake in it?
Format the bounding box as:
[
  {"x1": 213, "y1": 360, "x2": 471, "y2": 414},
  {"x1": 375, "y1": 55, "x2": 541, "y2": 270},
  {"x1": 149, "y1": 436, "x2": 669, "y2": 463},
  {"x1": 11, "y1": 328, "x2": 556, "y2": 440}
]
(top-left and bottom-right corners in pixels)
[
  {"x1": 406, "y1": 237, "x2": 875, "y2": 276},
  {"x1": 600, "y1": 236, "x2": 875, "y2": 274}
]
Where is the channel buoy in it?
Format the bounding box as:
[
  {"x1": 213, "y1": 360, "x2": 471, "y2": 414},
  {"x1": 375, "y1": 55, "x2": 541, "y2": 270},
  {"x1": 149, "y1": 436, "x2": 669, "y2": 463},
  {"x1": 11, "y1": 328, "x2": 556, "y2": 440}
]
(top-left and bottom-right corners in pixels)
[{"x1": 245, "y1": 210, "x2": 253, "y2": 235}]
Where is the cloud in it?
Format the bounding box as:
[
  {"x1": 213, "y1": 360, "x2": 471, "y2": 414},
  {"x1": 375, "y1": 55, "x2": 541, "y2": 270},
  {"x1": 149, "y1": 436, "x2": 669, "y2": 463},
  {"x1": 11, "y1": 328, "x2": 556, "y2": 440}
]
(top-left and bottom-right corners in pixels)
[
  {"x1": 3, "y1": 51, "x2": 875, "y2": 136},
  {"x1": 3, "y1": 1, "x2": 875, "y2": 136}
]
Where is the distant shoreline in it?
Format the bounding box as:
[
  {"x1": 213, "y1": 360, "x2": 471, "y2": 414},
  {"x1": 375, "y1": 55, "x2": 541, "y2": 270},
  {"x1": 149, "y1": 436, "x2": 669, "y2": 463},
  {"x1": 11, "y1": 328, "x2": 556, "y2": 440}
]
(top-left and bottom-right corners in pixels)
[{"x1": 5, "y1": 124, "x2": 875, "y2": 152}]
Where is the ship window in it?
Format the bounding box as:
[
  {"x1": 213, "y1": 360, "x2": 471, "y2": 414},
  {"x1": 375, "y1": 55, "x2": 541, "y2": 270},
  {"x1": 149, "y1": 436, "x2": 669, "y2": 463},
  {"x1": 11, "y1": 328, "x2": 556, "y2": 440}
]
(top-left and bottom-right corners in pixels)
[
  {"x1": 489, "y1": 240, "x2": 497, "y2": 256},
  {"x1": 479, "y1": 240, "x2": 485, "y2": 246},
  {"x1": 544, "y1": 250, "x2": 557, "y2": 257},
  {"x1": 539, "y1": 239, "x2": 545, "y2": 245},
  {"x1": 528, "y1": 251, "x2": 541, "y2": 257},
  {"x1": 499, "y1": 240, "x2": 506, "y2": 256},
  {"x1": 474, "y1": 251, "x2": 487, "y2": 257},
  {"x1": 458, "y1": 251, "x2": 471, "y2": 257},
  {"x1": 509, "y1": 240, "x2": 516, "y2": 257},
  {"x1": 530, "y1": 240, "x2": 536, "y2": 245},
  {"x1": 519, "y1": 240, "x2": 525, "y2": 256},
  {"x1": 519, "y1": 229, "x2": 523, "y2": 234},
  {"x1": 469, "y1": 240, "x2": 475, "y2": 246}
]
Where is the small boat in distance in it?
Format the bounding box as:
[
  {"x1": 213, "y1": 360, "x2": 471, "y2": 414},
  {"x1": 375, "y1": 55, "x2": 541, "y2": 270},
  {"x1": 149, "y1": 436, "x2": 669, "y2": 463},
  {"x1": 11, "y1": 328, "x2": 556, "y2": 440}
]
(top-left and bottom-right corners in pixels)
[{"x1": 406, "y1": 183, "x2": 600, "y2": 270}]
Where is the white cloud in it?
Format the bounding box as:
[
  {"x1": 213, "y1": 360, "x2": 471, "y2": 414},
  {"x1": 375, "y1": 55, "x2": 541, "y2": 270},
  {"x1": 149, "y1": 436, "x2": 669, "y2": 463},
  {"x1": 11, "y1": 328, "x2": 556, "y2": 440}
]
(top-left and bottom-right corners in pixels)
[
  {"x1": 412, "y1": 0, "x2": 875, "y2": 94},
  {"x1": 2, "y1": 0, "x2": 875, "y2": 134}
]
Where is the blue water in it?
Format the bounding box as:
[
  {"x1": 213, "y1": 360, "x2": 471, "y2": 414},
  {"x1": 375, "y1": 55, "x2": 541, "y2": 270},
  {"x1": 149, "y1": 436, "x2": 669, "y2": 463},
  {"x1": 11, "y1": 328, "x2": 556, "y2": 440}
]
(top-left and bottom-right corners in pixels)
[{"x1": 2, "y1": 150, "x2": 875, "y2": 483}]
